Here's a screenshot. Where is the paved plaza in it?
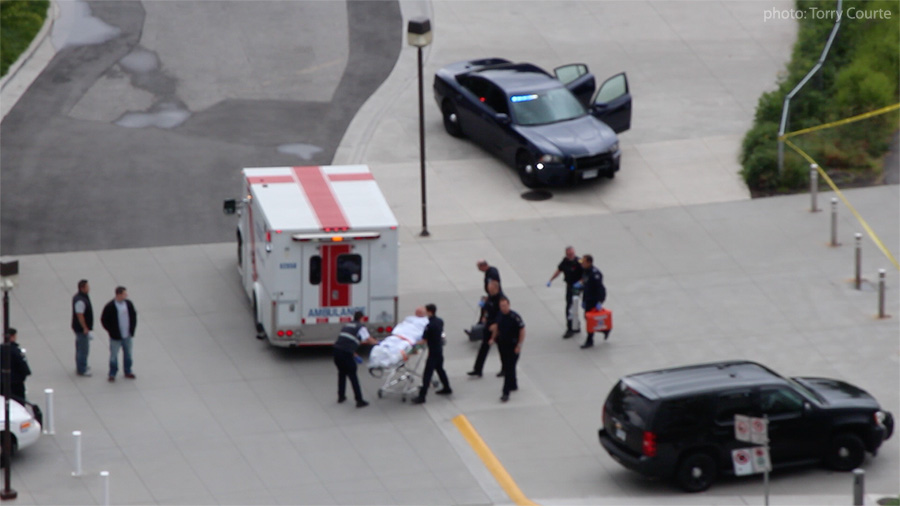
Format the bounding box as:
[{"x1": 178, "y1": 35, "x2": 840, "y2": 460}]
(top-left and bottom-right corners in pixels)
[{"x1": 1, "y1": 0, "x2": 897, "y2": 504}]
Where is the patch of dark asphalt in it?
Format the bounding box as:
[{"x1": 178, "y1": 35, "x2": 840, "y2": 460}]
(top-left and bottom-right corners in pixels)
[{"x1": 0, "y1": 0, "x2": 402, "y2": 255}]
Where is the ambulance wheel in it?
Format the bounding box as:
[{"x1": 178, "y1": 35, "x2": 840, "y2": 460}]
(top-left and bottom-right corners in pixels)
[{"x1": 253, "y1": 294, "x2": 266, "y2": 340}]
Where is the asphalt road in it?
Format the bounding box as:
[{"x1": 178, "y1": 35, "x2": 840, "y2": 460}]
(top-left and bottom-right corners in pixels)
[{"x1": 1, "y1": 0, "x2": 401, "y2": 255}]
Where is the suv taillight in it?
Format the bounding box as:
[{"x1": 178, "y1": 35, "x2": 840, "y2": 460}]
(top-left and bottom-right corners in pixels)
[{"x1": 642, "y1": 431, "x2": 657, "y2": 457}]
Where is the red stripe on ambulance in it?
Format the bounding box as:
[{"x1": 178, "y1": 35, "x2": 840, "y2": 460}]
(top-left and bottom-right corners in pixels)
[
  {"x1": 292, "y1": 166, "x2": 349, "y2": 231},
  {"x1": 320, "y1": 244, "x2": 351, "y2": 307},
  {"x1": 328, "y1": 172, "x2": 375, "y2": 182}
]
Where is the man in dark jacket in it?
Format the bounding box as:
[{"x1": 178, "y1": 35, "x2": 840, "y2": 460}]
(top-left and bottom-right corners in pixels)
[
  {"x1": 412, "y1": 304, "x2": 452, "y2": 404},
  {"x1": 1, "y1": 328, "x2": 31, "y2": 403},
  {"x1": 333, "y1": 311, "x2": 378, "y2": 408},
  {"x1": 72, "y1": 279, "x2": 94, "y2": 376},
  {"x1": 579, "y1": 254, "x2": 606, "y2": 349},
  {"x1": 101, "y1": 286, "x2": 138, "y2": 382}
]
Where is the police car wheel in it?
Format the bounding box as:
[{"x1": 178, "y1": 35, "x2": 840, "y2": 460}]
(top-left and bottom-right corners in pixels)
[{"x1": 516, "y1": 152, "x2": 539, "y2": 189}]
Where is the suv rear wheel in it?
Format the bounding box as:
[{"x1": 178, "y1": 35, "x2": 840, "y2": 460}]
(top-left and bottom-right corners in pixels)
[
  {"x1": 825, "y1": 433, "x2": 865, "y2": 471},
  {"x1": 676, "y1": 452, "x2": 717, "y2": 492}
]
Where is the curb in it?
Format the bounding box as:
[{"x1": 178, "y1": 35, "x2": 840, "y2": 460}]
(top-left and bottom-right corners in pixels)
[{"x1": 1, "y1": 0, "x2": 58, "y2": 120}]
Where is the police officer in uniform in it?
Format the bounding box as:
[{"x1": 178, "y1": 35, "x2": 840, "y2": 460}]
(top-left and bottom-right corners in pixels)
[
  {"x1": 333, "y1": 311, "x2": 377, "y2": 408},
  {"x1": 579, "y1": 254, "x2": 607, "y2": 349},
  {"x1": 489, "y1": 297, "x2": 525, "y2": 402},
  {"x1": 547, "y1": 246, "x2": 583, "y2": 338},
  {"x1": 467, "y1": 280, "x2": 505, "y2": 378},
  {"x1": 412, "y1": 304, "x2": 452, "y2": 404}
]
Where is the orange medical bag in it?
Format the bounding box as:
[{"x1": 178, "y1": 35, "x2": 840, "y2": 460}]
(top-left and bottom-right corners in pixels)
[{"x1": 585, "y1": 308, "x2": 613, "y2": 334}]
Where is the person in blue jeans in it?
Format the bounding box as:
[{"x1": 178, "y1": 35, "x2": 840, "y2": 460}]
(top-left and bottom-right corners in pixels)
[
  {"x1": 100, "y1": 286, "x2": 138, "y2": 382},
  {"x1": 71, "y1": 279, "x2": 94, "y2": 376}
]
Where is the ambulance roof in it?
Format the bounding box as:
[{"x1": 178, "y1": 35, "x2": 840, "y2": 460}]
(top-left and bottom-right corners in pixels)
[{"x1": 243, "y1": 165, "x2": 398, "y2": 232}]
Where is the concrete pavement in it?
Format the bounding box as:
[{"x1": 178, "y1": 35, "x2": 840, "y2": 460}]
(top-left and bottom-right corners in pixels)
[{"x1": 1, "y1": 0, "x2": 898, "y2": 505}]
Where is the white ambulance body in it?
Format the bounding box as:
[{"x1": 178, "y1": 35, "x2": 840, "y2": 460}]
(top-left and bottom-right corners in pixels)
[{"x1": 232, "y1": 165, "x2": 398, "y2": 346}]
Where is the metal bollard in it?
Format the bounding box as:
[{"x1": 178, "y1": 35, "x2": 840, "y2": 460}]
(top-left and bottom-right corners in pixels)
[
  {"x1": 43, "y1": 388, "x2": 54, "y2": 435},
  {"x1": 810, "y1": 165, "x2": 820, "y2": 212},
  {"x1": 878, "y1": 269, "x2": 886, "y2": 318},
  {"x1": 854, "y1": 233, "x2": 862, "y2": 290},
  {"x1": 852, "y1": 468, "x2": 864, "y2": 506},
  {"x1": 830, "y1": 197, "x2": 839, "y2": 246},
  {"x1": 72, "y1": 431, "x2": 82, "y2": 476},
  {"x1": 100, "y1": 471, "x2": 110, "y2": 506}
]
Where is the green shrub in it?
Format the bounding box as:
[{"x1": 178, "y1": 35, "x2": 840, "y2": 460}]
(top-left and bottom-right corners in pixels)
[
  {"x1": 740, "y1": 0, "x2": 900, "y2": 194},
  {"x1": 0, "y1": 0, "x2": 49, "y2": 77}
]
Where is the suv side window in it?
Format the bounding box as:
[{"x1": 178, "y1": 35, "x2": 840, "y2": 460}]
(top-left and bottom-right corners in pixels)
[
  {"x1": 759, "y1": 387, "x2": 804, "y2": 416},
  {"x1": 656, "y1": 397, "x2": 709, "y2": 433},
  {"x1": 714, "y1": 390, "x2": 756, "y2": 424}
]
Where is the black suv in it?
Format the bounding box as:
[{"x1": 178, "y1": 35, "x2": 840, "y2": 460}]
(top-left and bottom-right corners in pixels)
[{"x1": 598, "y1": 361, "x2": 894, "y2": 492}]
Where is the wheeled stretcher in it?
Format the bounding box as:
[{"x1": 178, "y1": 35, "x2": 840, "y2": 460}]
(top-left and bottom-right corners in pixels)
[{"x1": 368, "y1": 342, "x2": 437, "y2": 402}]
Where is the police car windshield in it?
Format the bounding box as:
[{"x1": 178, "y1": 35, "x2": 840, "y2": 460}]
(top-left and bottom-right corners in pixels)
[{"x1": 509, "y1": 87, "x2": 586, "y2": 126}]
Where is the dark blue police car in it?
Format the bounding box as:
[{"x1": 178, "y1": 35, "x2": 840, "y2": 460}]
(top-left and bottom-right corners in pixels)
[{"x1": 433, "y1": 58, "x2": 631, "y2": 187}]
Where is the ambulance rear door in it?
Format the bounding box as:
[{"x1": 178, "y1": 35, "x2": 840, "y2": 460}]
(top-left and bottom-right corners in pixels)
[{"x1": 300, "y1": 238, "x2": 369, "y2": 338}]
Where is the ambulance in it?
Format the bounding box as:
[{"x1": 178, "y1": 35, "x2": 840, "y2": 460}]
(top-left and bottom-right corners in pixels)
[{"x1": 224, "y1": 165, "x2": 399, "y2": 346}]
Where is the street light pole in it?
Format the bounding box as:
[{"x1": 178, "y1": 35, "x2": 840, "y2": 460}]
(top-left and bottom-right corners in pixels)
[
  {"x1": 416, "y1": 45, "x2": 429, "y2": 237},
  {"x1": 407, "y1": 17, "x2": 433, "y2": 238},
  {"x1": 0, "y1": 259, "x2": 18, "y2": 500}
]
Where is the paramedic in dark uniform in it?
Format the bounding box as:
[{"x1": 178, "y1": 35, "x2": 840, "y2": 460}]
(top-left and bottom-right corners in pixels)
[
  {"x1": 412, "y1": 304, "x2": 452, "y2": 404},
  {"x1": 467, "y1": 280, "x2": 504, "y2": 377},
  {"x1": 477, "y1": 259, "x2": 501, "y2": 293},
  {"x1": 333, "y1": 311, "x2": 377, "y2": 408},
  {"x1": 547, "y1": 246, "x2": 583, "y2": 338},
  {"x1": 489, "y1": 297, "x2": 525, "y2": 402},
  {"x1": 579, "y1": 254, "x2": 607, "y2": 349}
]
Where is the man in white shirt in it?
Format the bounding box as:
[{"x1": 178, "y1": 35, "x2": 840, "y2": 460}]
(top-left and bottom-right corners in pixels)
[{"x1": 100, "y1": 286, "x2": 138, "y2": 382}]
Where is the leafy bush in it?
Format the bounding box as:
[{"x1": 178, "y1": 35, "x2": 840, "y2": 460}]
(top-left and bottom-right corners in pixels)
[
  {"x1": 0, "y1": 0, "x2": 49, "y2": 77},
  {"x1": 740, "y1": 0, "x2": 900, "y2": 194}
]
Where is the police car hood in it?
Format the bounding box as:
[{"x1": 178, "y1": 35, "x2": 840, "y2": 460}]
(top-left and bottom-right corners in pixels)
[{"x1": 519, "y1": 115, "x2": 617, "y2": 156}]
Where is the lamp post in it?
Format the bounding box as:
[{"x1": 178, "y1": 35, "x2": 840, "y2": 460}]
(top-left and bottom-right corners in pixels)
[
  {"x1": 0, "y1": 259, "x2": 18, "y2": 500},
  {"x1": 407, "y1": 17, "x2": 433, "y2": 237}
]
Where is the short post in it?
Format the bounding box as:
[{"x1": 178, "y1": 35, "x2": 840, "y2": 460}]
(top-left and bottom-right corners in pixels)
[
  {"x1": 810, "y1": 165, "x2": 819, "y2": 212},
  {"x1": 72, "y1": 431, "x2": 82, "y2": 477},
  {"x1": 100, "y1": 471, "x2": 110, "y2": 506},
  {"x1": 878, "y1": 269, "x2": 886, "y2": 318},
  {"x1": 830, "y1": 197, "x2": 839, "y2": 246},
  {"x1": 852, "y1": 468, "x2": 864, "y2": 506},
  {"x1": 854, "y1": 233, "x2": 862, "y2": 290},
  {"x1": 43, "y1": 388, "x2": 54, "y2": 435}
]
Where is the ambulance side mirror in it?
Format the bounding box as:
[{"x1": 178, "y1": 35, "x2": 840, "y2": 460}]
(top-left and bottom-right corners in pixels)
[{"x1": 223, "y1": 199, "x2": 237, "y2": 215}]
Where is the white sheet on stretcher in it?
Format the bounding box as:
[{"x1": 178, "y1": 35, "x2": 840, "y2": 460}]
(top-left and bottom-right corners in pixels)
[{"x1": 368, "y1": 315, "x2": 430, "y2": 368}]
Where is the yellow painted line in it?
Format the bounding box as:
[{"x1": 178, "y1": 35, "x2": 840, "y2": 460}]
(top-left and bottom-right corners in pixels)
[
  {"x1": 779, "y1": 103, "x2": 900, "y2": 140},
  {"x1": 784, "y1": 138, "x2": 899, "y2": 271},
  {"x1": 452, "y1": 414, "x2": 539, "y2": 506}
]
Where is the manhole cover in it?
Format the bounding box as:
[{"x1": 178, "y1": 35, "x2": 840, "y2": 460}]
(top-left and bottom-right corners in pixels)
[{"x1": 521, "y1": 190, "x2": 553, "y2": 201}]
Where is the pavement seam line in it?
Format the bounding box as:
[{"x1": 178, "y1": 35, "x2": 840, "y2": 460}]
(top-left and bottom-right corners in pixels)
[{"x1": 451, "y1": 414, "x2": 539, "y2": 506}]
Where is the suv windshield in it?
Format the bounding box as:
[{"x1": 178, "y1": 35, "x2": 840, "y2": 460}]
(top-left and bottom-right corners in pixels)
[
  {"x1": 509, "y1": 87, "x2": 586, "y2": 126},
  {"x1": 787, "y1": 377, "x2": 825, "y2": 404},
  {"x1": 607, "y1": 380, "x2": 654, "y2": 429}
]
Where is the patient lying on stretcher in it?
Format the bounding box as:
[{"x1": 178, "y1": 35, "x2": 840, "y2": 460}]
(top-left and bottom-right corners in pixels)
[{"x1": 368, "y1": 307, "x2": 430, "y2": 369}]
